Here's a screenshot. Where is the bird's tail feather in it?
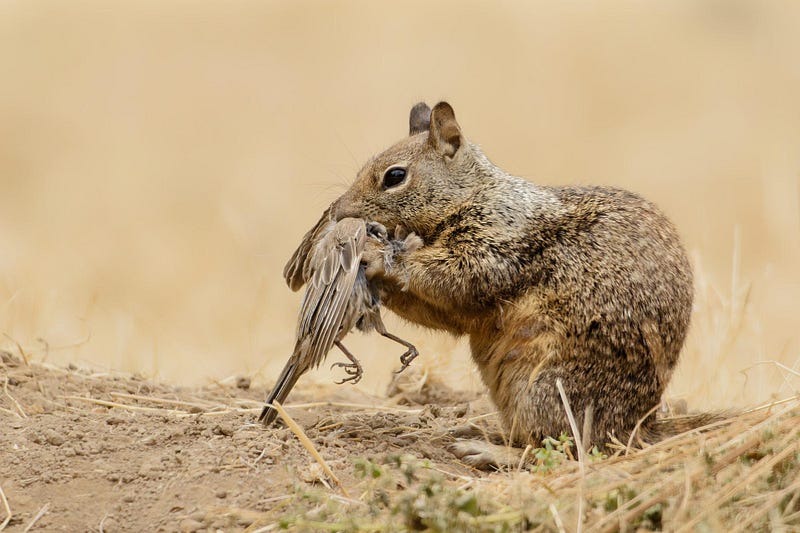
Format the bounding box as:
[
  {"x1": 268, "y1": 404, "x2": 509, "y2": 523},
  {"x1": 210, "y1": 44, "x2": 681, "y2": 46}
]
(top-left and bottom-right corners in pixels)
[{"x1": 259, "y1": 359, "x2": 303, "y2": 425}]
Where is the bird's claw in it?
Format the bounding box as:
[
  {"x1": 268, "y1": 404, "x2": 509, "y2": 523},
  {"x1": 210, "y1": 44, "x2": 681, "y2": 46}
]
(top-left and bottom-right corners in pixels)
[
  {"x1": 394, "y1": 347, "x2": 419, "y2": 374},
  {"x1": 331, "y1": 361, "x2": 363, "y2": 385}
]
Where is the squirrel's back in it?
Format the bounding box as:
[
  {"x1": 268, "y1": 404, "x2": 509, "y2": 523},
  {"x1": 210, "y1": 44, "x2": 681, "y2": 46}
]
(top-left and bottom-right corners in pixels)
[{"x1": 460, "y1": 181, "x2": 693, "y2": 447}]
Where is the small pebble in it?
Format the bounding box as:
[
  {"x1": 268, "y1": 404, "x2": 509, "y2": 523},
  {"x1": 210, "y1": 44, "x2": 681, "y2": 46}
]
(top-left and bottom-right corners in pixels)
[
  {"x1": 237, "y1": 516, "x2": 254, "y2": 527},
  {"x1": 100, "y1": 516, "x2": 120, "y2": 533},
  {"x1": 215, "y1": 490, "x2": 227, "y2": 499},
  {"x1": 45, "y1": 430, "x2": 65, "y2": 447},
  {"x1": 212, "y1": 424, "x2": 233, "y2": 437},
  {"x1": 179, "y1": 518, "x2": 204, "y2": 532}
]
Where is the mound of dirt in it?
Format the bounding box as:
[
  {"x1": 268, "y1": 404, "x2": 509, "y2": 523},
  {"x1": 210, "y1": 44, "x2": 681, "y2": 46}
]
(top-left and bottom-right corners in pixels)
[{"x1": 0, "y1": 351, "x2": 483, "y2": 531}]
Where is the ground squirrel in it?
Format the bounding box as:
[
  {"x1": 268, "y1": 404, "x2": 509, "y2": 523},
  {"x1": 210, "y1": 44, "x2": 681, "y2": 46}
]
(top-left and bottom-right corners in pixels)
[
  {"x1": 295, "y1": 102, "x2": 702, "y2": 467},
  {"x1": 259, "y1": 218, "x2": 420, "y2": 425}
]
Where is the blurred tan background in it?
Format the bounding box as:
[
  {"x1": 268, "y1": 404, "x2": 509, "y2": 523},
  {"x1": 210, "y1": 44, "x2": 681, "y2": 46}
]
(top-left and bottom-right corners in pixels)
[{"x1": 1, "y1": 0, "x2": 798, "y2": 409}]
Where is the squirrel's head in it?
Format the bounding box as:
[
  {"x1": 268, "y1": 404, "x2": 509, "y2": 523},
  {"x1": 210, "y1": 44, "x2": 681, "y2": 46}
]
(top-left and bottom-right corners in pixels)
[{"x1": 333, "y1": 101, "x2": 481, "y2": 238}]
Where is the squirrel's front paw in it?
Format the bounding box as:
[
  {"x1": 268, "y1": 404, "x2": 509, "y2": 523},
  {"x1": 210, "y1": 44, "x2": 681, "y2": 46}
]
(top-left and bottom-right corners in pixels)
[
  {"x1": 361, "y1": 223, "x2": 422, "y2": 283},
  {"x1": 394, "y1": 225, "x2": 424, "y2": 254},
  {"x1": 389, "y1": 228, "x2": 422, "y2": 291},
  {"x1": 401, "y1": 233, "x2": 423, "y2": 254},
  {"x1": 362, "y1": 238, "x2": 392, "y2": 279}
]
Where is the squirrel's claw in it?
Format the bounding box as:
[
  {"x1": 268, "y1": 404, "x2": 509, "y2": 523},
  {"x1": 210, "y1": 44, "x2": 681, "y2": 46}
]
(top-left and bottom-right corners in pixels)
[{"x1": 366, "y1": 221, "x2": 389, "y2": 241}]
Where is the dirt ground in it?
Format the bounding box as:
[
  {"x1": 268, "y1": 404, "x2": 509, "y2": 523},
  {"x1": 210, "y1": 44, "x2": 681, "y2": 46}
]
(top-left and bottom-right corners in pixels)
[
  {"x1": 0, "y1": 350, "x2": 487, "y2": 532},
  {"x1": 3, "y1": 350, "x2": 800, "y2": 532}
]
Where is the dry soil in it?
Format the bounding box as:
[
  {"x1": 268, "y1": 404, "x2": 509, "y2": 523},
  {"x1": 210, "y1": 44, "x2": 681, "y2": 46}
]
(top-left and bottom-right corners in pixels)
[{"x1": 0, "y1": 350, "x2": 486, "y2": 532}]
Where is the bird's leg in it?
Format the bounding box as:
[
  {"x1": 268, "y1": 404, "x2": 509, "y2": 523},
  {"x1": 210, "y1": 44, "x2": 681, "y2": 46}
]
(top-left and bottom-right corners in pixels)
[
  {"x1": 374, "y1": 315, "x2": 419, "y2": 374},
  {"x1": 331, "y1": 340, "x2": 363, "y2": 385}
]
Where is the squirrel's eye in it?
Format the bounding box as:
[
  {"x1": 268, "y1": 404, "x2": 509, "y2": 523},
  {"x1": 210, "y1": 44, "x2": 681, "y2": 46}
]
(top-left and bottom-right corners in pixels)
[{"x1": 382, "y1": 167, "x2": 407, "y2": 189}]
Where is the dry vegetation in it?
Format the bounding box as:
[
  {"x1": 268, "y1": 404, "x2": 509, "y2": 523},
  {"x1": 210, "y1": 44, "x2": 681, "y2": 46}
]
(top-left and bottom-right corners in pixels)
[
  {"x1": 1, "y1": 1, "x2": 800, "y2": 531},
  {"x1": 2, "y1": 351, "x2": 799, "y2": 532}
]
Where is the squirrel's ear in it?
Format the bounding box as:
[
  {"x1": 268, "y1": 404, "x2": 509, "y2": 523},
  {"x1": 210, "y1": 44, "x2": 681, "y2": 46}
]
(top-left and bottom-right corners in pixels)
[
  {"x1": 409, "y1": 102, "x2": 431, "y2": 135},
  {"x1": 429, "y1": 102, "x2": 462, "y2": 157}
]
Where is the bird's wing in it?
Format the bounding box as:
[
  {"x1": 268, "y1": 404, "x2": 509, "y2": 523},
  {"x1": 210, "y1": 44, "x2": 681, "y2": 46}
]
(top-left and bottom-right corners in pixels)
[
  {"x1": 283, "y1": 204, "x2": 335, "y2": 292},
  {"x1": 296, "y1": 218, "x2": 367, "y2": 371}
]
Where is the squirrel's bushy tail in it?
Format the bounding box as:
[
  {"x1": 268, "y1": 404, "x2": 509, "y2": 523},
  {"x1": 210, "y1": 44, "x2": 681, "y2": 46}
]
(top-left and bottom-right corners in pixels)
[{"x1": 638, "y1": 411, "x2": 732, "y2": 443}]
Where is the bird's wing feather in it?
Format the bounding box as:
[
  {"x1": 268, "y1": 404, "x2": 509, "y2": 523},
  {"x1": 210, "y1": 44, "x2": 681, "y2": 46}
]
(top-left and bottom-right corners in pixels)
[{"x1": 283, "y1": 205, "x2": 334, "y2": 291}]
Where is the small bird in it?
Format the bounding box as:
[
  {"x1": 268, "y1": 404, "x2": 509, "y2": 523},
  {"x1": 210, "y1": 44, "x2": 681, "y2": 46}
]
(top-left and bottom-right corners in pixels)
[{"x1": 259, "y1": 216, "x2": 419, "y2": 425}]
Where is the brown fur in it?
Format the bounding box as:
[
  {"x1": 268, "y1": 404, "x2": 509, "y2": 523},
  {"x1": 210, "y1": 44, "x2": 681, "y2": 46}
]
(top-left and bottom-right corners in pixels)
[{"x1": 321, "y1": 101, "x2": 709, "y2": 467}]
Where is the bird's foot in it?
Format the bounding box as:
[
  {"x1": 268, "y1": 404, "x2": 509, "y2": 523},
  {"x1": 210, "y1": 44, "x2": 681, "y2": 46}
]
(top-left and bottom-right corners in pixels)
[
  {"x1": 332, "y1": 360, "x2": 363, "y2": 385},
  {"x1": 395, "y1": 347, "x2": 419, "y2": 374}
]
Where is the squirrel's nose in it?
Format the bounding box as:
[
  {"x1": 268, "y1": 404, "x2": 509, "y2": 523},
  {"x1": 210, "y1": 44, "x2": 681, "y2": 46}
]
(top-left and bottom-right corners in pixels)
[{"x1": 331, "y1": 196, "x2": 360, "y2": 221}]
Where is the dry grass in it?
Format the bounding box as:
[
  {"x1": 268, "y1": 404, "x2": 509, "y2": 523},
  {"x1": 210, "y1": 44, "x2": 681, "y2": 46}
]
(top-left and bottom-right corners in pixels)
[
  {"x1": 0, "y1": 484, "x2": 11, "y2": 531},
  {"x1": 79, "y1": 372, "x2": 796, "y2": 531},
  {"x1": 266, "y1": 399, "x2": 800, "y2": 532},
  {"x1": 3, "y1": 354, "x2": 799, "y2": 530}
]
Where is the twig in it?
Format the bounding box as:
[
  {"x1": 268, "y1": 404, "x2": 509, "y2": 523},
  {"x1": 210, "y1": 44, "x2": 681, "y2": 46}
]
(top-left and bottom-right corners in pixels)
[
  {"x1": 22, "y1": 502, "x2": 49, "y2": 532},
  {"x1": 517, "y1": 444, "x2": 533, "y2": 472},
  {"x1": 625, "y1": 404, "x2": 660, "y2": 453},
  {"x1": 64, "y1": 396, "x2": 182, "y2": 414},
  {"x1": 3, "y1": 333, "x2": 29, "y2": 366},
  {"x1": 0, "y1": 485, "x2": 11, "y2": 531},
  {"x1": 3, "y1": 379, "x2": 26, "y2": 418},
  {"x1": 109, "y1": 392, "x2": 215, "y2": 410},
  {"x1": 548, "y1": 503, "x2": 566, "y2": 533},
  {"x1": 271, "y1": 400, "x2": 350, "y2": 498},
  {"x1": 0, "y1": 406, "x2": 19, "y2": 418},
  {"x1": 556, "y1": 378, "x2": 584, "y2": 533},
  {"x1": 749, "y1": 360, "x2": 800, "y2": 378},
  {"x1": 281, "y1": 401, "x2": 423, "y2": 414},
  {"x1": 250, "y1": 525, "x2": 278, "y2": 533},
  {"x1": 672, "y1": 462, "x2": 693, "y2": 526},
  {"x1": 744, "y1": 394, "x2": 799, "y2": 414},
  {"x1": 176, "y1": 408, "x2": 258, "y2": 418},
  {"x1": 467, "y1": 509, "x2": 525, "y2": 526},
  {"x1": 466, "y1": 411, "x2": 499, "y2": 423}
]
